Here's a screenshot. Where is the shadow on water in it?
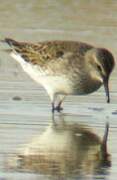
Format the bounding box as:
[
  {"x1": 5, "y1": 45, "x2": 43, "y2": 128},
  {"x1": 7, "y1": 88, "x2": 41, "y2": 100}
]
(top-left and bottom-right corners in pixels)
[{"x1": 9, "y1": 113, "x2": 111, "y2": 180}]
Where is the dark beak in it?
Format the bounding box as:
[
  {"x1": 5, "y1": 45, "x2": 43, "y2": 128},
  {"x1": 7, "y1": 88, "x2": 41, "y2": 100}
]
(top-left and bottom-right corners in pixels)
[{"x1": 103, "y1": 78, "x2": 110, "y2": 103}]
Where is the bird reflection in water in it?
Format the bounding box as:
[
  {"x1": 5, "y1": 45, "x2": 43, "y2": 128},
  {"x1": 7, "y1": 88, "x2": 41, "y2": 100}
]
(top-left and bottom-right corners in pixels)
[{"x1": 10, "y1": 113, "x2": 111, "y2": 179}]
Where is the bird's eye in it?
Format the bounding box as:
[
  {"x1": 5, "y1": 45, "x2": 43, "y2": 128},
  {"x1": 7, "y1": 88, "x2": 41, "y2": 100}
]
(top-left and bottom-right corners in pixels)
[{"x1": 97, "y1": 65, "x2": 102, "y2": 72}]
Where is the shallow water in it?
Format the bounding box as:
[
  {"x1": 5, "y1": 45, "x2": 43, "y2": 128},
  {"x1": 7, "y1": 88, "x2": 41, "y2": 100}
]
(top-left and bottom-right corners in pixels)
[{"x1": 0, "y1": 0, "x2": 117, "y2": 180}]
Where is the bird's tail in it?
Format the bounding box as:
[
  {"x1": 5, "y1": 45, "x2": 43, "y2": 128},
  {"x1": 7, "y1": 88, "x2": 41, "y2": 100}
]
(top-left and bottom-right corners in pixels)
[{"x1": 1, "y1": 38, "x2": 19, "y2": 47}]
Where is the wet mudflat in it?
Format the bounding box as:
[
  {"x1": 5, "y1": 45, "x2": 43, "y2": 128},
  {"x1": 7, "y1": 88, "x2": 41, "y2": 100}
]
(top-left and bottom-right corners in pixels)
[{"x1": 0, "y1": 0, "x2": 117, "y2": 180}]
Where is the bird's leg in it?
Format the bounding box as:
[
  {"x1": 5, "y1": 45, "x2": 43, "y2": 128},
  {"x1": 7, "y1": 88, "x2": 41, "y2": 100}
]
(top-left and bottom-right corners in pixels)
[
  {"x1": 52, "y1": 102, "x2": 55, "y2": 113},
  {"x1": 55, "y1": 95, "x2": 65, "y2": 112},
  {"x1": 51, "y1": 94, "x2": 57, "y2": 113},
  {"x1": 52, "y1": 101, "x2": 62, "y2": 113},
  {"x1": 51, "y1": 95, "x2": 65, "y2": 113},
  {"x1": 55, "y1": 100, "x2": 63, "y2": 112}
]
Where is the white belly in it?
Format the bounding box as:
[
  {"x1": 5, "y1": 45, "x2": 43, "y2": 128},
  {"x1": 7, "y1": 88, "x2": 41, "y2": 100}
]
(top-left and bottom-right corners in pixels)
[{"x1": 10, "y1": 52, "x2": 73, "y2": 98}]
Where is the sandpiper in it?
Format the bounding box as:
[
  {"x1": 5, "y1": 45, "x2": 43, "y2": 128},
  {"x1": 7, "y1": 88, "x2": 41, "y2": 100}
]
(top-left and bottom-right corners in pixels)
[{"x1": 2, "y1": 38, "x2": 115, "y2": 112}]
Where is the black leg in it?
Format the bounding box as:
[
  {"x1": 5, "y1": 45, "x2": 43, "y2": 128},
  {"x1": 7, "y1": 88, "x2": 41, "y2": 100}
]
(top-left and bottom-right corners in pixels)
[
  {"x1": 52, "y1": 102, "x2": 55, "y2": 113},
  {"x1": 51, "y1": 102, "x2": 63, "y2": 113},
  {"x1": 55, "y1": 101, "x2": 63, "y2": 112},
  {"x1": 51, "y1": 94, "x2": 65, "y2": 113}
]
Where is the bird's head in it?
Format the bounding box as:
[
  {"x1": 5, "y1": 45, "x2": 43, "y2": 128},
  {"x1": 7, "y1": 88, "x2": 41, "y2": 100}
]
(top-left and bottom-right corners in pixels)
[{"x1": 86, "y1": 48, "x2": 115, "y2": 103}]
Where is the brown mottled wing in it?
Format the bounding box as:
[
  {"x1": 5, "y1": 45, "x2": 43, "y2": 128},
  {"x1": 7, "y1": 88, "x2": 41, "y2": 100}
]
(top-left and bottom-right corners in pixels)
[{"x1": 4, "y1": 38, "x2": 93, "y2": 75}]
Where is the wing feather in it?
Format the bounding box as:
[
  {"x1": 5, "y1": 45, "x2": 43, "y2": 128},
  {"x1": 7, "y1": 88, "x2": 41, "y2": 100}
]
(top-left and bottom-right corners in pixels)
[{"x1": 4, "y1": 38, "x2": 93, "y2": 75}]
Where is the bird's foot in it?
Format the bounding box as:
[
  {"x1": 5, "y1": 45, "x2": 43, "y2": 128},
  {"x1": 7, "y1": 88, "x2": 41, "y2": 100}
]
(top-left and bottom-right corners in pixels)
[
  {"x1": 55, "y1": 106, "x2": 63, "y2": 112},
  {"x1": 52, "y1": 105, "x2": 63, "y2": 113}
]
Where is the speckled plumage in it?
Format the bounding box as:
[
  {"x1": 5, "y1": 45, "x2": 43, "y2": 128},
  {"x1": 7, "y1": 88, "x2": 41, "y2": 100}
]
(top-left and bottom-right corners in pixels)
[{"x1": 3, "y1": 38, "x2": 115, "y2": 112}]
